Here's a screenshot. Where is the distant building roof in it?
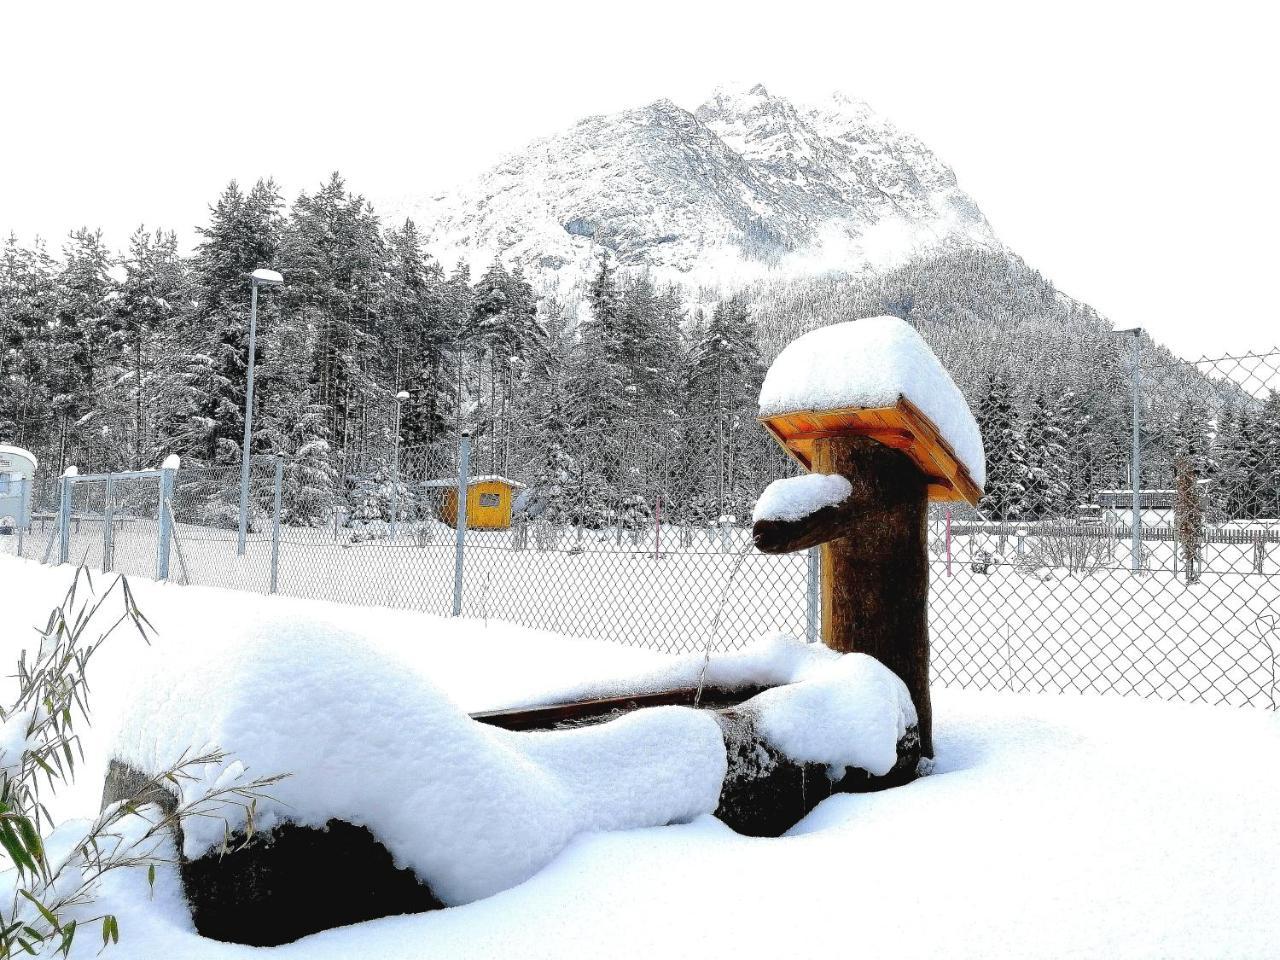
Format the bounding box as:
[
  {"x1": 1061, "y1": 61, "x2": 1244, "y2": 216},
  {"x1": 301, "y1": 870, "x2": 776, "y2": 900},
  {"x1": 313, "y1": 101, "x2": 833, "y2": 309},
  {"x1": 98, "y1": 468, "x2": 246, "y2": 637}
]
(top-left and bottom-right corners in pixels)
[
  {"x1": 423, "y1": 475, "x2": 527, "y2": 490},
  {"x1": 1096, "y1": 489, "x2": 1175, "y2": 508},
  {"x1": 0, "y1": 445, "x2": 38, "y2": 470}
]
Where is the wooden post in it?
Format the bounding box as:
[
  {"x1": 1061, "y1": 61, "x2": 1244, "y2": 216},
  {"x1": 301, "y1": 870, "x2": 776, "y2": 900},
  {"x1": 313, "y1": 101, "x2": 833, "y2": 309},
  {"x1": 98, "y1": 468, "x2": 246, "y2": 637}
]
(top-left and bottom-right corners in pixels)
[
  {"x1": 815, "y1": 436, "x2": 931, "y2": 754},
  {"x1": 755, "y1": 434, "x2": 933, "y2": 755}
]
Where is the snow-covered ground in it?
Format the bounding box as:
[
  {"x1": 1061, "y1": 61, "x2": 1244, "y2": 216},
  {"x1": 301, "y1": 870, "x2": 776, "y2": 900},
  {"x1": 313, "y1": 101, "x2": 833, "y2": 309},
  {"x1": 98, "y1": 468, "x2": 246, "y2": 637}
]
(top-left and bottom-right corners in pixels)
[{"x1": 2, "y1": 555, "x2": 1279, "y2": 958}]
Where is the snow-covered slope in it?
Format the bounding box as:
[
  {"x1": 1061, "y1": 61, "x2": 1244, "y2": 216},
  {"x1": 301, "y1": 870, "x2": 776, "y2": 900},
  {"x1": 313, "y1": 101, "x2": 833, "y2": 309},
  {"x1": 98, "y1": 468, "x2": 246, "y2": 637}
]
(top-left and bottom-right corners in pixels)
[{"x1": 392, "y1": 84, "x2": 997, "y2": 297}]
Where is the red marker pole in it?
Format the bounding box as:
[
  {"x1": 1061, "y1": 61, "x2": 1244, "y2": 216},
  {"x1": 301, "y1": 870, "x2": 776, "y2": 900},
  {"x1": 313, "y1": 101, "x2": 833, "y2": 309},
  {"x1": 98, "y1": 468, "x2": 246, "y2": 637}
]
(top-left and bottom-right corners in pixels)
[
  {"x1": 945, "y1": 507, "x2": 952, "y2": 577},
  {"x1": 654, "y1": 495, "x2": 662, "y2": 559}
]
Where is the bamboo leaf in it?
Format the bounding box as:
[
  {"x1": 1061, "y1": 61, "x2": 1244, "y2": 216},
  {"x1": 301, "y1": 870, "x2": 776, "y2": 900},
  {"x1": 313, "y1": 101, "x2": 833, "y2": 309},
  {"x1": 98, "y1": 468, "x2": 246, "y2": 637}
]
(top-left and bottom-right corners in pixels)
[
  {"x1": 13, "y1": 816, "x2": 45, "y2": 874},
  {"x1": 18, "y1": 890, "x2": 60, "y2": 933}
]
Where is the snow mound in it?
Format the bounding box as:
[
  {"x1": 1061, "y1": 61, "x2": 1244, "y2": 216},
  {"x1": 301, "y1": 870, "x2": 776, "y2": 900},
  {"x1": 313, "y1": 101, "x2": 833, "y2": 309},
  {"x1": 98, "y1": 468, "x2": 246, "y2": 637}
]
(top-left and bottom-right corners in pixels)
[
  {"x1": 753, "y1": 653, "x2": 916, "y2": 776},
  {"x1": 110, "y1": 614, "x2": 727, "y2": 906},
  {"x1": 757, "y1": 316, "x2": 985, "y2": 488},
  {"x1": 752, "y1": 474, "x2": 852, "y2": 524},
  {"x1": 700, "y1": 631, "x2": 840, "y2": 691}
]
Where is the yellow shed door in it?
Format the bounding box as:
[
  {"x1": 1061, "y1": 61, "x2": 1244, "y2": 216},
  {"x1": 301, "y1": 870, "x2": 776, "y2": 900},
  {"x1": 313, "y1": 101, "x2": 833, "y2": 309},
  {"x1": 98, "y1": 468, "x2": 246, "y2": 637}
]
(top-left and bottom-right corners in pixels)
[{"x1": 466, "y1": 482, "x2": 512, "y2": 530}]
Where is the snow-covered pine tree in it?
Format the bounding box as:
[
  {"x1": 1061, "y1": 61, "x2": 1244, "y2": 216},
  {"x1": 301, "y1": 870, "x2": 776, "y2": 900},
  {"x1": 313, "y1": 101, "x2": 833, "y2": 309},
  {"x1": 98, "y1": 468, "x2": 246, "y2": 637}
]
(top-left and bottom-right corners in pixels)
[
  {"x1": 178, "y1": 179, "x2": 284, "y2": 465},
  {"x1": 0, "y1": 235, "x2": 57, "y2": 452},
  {"x1": 1055, "y1": 389, "x2": 1095, "y2": 514},
  {"x1": 51, "y1": 229, "x2": 116, "y2": 472},
  {"x1": 1211, "y1": 403, "x2": 1250, "y2": 520},
  {"x1": 569, "y1": 256, "x2": 628, "y2": 480},
  {"x1": 107, "y1": 228, "x2": 190, "y2": 469},
  {"x1": 467, "y1": 260, "x2": 542, "y2": 475},
  {"x1": 976, "y1": 370, "x2": 1028, "y2": 520},
  {"x1": 280, "y1": 173, "x2": 385, "y2": 463},
  {"x1": 1023, "y1": 389, "x2": 1071, "y2": 519},
  {"x1": 384, "y1": 219, "x2": 455, "y2": 448},
  {"x1": 681, "y1": 293, "x2": 764, "y2": 522},
  {"x1": 1247, "y1": 392, "x2": 1280, "y2": 519}
]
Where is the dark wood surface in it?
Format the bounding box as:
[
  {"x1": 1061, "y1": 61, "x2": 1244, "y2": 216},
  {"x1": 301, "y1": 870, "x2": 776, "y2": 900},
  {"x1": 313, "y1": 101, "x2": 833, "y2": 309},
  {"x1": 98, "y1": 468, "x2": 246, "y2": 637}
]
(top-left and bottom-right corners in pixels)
[
  {"x1": 469, "y1": 685, "x2": 772, "y2": 731},
  {"x1": 751, "y1": 434, "x2": 934, "y2": 756}
]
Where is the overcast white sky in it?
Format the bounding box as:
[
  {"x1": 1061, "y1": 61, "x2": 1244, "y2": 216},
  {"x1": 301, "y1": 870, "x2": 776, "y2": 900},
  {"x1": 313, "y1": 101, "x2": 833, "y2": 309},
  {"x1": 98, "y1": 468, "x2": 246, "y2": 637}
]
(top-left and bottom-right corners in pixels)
[{"x1": 2, "y1": 0, "x2": 1275, "y2": 358}]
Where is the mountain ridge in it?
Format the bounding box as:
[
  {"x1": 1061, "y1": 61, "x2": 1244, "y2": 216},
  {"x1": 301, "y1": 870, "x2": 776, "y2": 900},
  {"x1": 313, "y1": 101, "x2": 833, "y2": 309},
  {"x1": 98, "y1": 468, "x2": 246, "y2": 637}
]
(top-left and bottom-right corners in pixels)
[{"x1": 390, "y1": 84, "x2": 1001, "y2": 299}]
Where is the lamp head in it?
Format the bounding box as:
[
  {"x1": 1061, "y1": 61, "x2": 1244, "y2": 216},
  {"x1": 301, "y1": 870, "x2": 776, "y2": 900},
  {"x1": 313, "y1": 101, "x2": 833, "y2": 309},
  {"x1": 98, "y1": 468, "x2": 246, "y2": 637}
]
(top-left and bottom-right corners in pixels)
[{"x1": 251, "y1": 268, "x2": 285, "y2": 287}]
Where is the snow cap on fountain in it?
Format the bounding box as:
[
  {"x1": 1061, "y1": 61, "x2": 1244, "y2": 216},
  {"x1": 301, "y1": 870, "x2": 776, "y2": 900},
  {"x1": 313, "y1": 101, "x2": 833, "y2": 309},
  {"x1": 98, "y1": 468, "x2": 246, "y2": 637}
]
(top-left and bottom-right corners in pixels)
[{"x1": 758, "y1": 315, "x2": 985, "y2": 492}]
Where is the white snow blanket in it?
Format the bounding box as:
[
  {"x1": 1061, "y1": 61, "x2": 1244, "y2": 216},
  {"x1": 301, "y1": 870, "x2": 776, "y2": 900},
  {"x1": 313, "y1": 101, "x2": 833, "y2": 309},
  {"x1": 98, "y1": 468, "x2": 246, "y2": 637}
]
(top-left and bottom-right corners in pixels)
[
  {"x1": 752, "y1": 473, "x2": 852, "y2": 524},
  {"x1": 110, "y1": 615, "x2": 728, "y2": 906},
  {"x1": 753, "y1": 653, "x2": 915, "y2": 776},
  {"x1": 0, "y1": 558, "x2": 913, "y2": 910},
  {"x1": 758, "y1": 316, "x2": 986, "y2": 488},
  {"x1": 4, "y1": 558, "x2": 1280, "y2": 957}
]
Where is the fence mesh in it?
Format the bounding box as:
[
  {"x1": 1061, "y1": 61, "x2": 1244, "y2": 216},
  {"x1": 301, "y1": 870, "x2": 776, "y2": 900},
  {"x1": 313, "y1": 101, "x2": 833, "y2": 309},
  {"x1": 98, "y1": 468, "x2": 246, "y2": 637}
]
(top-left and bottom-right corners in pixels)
[{"x1": 3, "y1": 345, "x2": 1276, "y2": 711}]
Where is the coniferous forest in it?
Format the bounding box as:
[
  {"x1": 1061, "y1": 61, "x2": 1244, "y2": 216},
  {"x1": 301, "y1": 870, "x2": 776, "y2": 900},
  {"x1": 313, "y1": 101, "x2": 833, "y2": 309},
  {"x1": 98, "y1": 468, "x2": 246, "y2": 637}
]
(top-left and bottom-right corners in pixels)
[{"x1": 3, "y1": 173, "x2": 1276, "y2": 528}]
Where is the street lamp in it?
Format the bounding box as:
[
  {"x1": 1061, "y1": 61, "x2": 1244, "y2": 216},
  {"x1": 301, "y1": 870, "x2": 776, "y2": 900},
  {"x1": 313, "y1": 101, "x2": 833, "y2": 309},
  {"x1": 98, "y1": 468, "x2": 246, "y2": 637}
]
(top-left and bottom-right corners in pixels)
[
  {"x1": 237, "y1": 268, "x2": 285, "y2": 556},
  {"x1": 390, "y1": 389, "x2": 411, "y2": 540},
  {"x1": 1111, "y1": 326, "x2": 1143, "y2": 573}
]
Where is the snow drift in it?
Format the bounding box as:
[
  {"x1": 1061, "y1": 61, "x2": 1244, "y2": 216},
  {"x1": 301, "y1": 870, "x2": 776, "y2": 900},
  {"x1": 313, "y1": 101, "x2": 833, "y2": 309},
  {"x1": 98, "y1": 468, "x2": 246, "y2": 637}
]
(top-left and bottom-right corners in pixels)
[{"x1": 110, "y1": 613, "x2": 728, "y2": 906}]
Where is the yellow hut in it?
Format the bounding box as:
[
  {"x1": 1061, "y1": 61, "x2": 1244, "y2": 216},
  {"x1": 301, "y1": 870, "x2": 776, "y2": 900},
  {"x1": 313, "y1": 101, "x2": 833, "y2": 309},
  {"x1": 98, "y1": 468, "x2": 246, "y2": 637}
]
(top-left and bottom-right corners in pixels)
[{"x1": 426, "y1": 475, "x2": 525, "y2": 530}]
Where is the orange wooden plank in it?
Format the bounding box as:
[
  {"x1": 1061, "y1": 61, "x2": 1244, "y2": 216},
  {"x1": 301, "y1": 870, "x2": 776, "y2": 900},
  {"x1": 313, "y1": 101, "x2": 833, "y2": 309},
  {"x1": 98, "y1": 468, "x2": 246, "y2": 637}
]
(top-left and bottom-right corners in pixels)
[{"x1": 760, "y1": 395, "x2": 982, "y2": 506}]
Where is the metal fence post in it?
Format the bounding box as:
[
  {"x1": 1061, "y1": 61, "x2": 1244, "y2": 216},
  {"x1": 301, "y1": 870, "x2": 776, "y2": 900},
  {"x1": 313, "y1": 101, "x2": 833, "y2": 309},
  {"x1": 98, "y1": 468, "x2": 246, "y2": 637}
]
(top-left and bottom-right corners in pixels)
[
  {"x1": 270, "y1": 458, "x2": 283, "y2": 594},
  {"x1": 1129, "y1": 332, "x2": 1143, "y2": 573},
  {"x1": 157, "y1": 466, "x2": 175, "y2": 580},
  {"x1": 16, "y1": 477, "x2": 26, "y2": 557},
  {"x1": 58, "y1": 475, "x2": 71, "y2": 565},
  {"x1": 805, "y1": 546, "x2": 821, "y2": 643},
  {"x1": 452, "y1": 431, "x2": 472, "y2": 617},
  {"x1": 103, "y1": 473, "x2": 115, "y2": 573}
]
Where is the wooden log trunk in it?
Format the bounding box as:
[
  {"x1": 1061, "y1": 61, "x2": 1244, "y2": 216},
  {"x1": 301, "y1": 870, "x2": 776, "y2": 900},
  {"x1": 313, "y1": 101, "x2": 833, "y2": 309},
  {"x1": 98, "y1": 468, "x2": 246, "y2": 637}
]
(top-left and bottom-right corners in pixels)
[{"x1": 811, "y1": 435, "x2": 933, "y2": 757}]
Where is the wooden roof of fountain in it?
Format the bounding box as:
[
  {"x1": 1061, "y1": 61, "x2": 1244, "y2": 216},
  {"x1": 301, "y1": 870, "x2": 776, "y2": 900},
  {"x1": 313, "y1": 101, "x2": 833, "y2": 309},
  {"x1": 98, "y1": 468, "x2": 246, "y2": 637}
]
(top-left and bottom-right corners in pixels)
[{"x1": 759, "y1": 395, "x2": 984, "y2": 506}]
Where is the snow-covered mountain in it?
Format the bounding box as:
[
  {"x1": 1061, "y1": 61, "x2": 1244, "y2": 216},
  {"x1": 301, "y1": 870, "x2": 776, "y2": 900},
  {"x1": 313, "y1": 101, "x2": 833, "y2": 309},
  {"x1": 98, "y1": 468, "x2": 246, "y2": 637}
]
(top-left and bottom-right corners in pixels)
[{"x1": 392, "y1": 84, "x2": 999, "y2": 297}]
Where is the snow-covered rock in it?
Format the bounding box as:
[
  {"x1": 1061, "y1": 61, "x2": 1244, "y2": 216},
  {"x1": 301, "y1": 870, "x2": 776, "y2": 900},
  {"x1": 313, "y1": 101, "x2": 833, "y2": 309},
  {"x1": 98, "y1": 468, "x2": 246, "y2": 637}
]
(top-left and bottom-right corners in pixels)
[
  {"x1": 758, "y1": 315, "x2": 986, "y2": 487},
  {"x1": 752, "y1": 473, "x2": 852, "y2": 524}
]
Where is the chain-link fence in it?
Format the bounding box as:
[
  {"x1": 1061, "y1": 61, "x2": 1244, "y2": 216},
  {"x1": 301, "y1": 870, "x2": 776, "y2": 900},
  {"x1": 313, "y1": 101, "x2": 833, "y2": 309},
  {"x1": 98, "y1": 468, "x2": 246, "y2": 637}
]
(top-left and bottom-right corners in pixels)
[
  {"x1": 3, "y1": 344, "x2": 1276, "y2": 711},
  {"x1": 930, "y1": 345, "x2": 1280, "y2": 708}
]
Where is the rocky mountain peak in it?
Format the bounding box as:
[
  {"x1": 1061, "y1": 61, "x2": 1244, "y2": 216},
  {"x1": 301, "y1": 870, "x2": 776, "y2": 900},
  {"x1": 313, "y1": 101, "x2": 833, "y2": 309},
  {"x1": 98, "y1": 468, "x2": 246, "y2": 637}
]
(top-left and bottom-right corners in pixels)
[{"x1": 393, "y1": 85, "x2": 998, "y2": 298}]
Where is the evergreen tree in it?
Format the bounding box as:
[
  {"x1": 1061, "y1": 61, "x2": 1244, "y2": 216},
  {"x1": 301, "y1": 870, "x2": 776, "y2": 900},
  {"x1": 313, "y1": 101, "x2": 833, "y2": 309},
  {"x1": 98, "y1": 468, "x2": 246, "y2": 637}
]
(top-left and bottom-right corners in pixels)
[
  {"x1": 280, "y1": 173, "x2": 385, "y2": 460},
  {"x1": 682, "y1": 293, "x2": 764, "y2": 520},
  {"x1": 107, "y1": 228, "x2": 189, "y2": 468},
  {"x1": 0, "y1": 235, "x2": 57, "y2": 451},
  {"x1": 51, "y1": 229, "x2": 116, "y2": 471},
  {"x1": 976, "y1": 370, "x2": 1028, "y2": 520},
  {"x1": 1211, "y1": 403, "x2": 1250, "y2": 520},
  {"x1": 1023, "y1": 389, "x2": 1070, "y2": 519},
  {"x1": 569, "y1": 257, "x2": 628, "y2": 468},
  {"x1": 384, "y1": 219, "x2": 454, "y2": 448},
  {"x1": 179, "y1": 179, "x2": 284, "y2": 463}
]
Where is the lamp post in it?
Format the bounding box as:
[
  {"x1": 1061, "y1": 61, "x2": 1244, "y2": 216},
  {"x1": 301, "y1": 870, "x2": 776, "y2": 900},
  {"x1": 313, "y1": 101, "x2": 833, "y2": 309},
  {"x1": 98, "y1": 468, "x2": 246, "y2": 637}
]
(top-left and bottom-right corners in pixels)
[
  {"x1": 1113, "y1": 327, "x2": 1143, "y2": 573},
  {"x1": 390, "y1": 390, "x2": 410, "y2": 540},
  {"x1": 238, "y1": 268, "x2": 284, "y2": 556}
]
